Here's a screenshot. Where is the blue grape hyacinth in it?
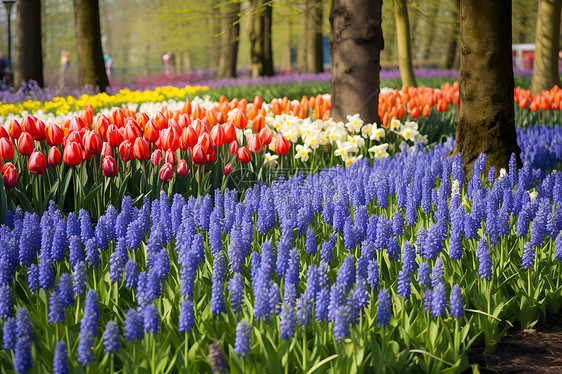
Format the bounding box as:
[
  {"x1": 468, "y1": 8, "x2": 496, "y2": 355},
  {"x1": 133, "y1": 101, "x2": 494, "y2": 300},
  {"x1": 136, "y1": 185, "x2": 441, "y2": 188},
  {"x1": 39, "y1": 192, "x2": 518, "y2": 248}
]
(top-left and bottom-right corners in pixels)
[{"x1": 234, "y1": 320, "x2": 251, "y2": 358}]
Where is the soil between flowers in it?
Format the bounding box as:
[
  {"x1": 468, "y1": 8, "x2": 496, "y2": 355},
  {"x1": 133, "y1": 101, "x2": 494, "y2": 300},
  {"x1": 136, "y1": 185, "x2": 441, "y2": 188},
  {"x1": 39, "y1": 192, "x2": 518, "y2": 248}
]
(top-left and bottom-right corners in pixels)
[{"x1": 467, "y1": 313, "x2": 562, "y2": 373}]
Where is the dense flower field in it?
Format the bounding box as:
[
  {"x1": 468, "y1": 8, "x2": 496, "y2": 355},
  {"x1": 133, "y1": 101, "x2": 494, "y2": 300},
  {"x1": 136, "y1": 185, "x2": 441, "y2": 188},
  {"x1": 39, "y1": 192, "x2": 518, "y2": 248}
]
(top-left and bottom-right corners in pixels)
[{"x1": 1, "y1": 122, "x2": 562, "y2": 372}]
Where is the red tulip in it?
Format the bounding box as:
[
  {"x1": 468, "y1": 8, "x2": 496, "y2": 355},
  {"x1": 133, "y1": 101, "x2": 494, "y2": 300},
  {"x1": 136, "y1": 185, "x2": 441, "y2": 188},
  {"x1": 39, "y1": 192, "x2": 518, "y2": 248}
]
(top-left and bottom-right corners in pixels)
[
  {"x1": 124, "y1": 121, "x2": 141, "y2": 143},
  {"x1": 198, "y1": 133, "x2": 214, "y2": 154},
  {"x1": 247, "y1": 133, "x2": 262, "y2": 153},
  {"x1": 224, "y1": 162, "x2": 232, "y2": 176},
  {"x1": 48, "y1": 146, "x2": 62, "y2": 165},
  {"x1": 154, "y1": 111, "x2": 168, "y2": 130},
  {"x1": 84, "y1": 130, "x2": 103, "y2": 154},
  {"x1": 82, "y1": 149, "x2": 93, "y2": 161},
  {"x1": 160, "y1": 128, "x2": 180, "y2": 152},
  {"x1": 0, "y1": 126, "x2": 9, "y2": 140},
  {"x1": 8, "y1": 119, "x2": 21, "y2": 140},
  {"x1": 112, "y1": 108, "x2": 126, "y2": 128},
  {"x1": 101, "y1": 142, "x2": 112, "y2": 159},
  {"x1": 254, "y1": 95, "x2": 263, "y2": 109},
  {"x1": 275, "y1": 135, "x2": 290, "y2": 155},
  {"x1": 224, "y1": 122, "x2": 236, "y2": 144},
  {"x1": 94, "y1": 114, "x2": 110, "y2": 139},
  {"x1": 133, "y1": 137, "x2": 150, "y2": 160},
  {"x1": 63, "y1": 141, "x2": 82, "y2": 166},
  {"x1": 20, "y1": 116, "x2": 36, "y2": 136},
  {"x1": 28, "y1": 151, "x2": 47, "y2": 174},
  {"x1": 33, "y1": 119, "x2": 46, "y2": 141},
  {"x1": 233, "y1": 111, "x2": 247, "y2": 129},
  {"x1": 66, "y1": 130, "x2": 81, "y2": 146},
  {"x1": 136, "y1": 112, "x2": 150, "y2": 127},
  {"x1": 191, "y1": 144, "x2": 207, "y2": 165},
  {"x1": 106, "y1": 125, "x2": 123, "y2": 147},
  {"x1": 178, "y1": 113, "x2": 191, "y2": 129},
  {"x1": 159, "y1": 162, "x2": 174, "y2": 182},
  {"x1": 151, "y1": 149, "x2": 163, "y2": 166},
  {"x1": 210, "y1": 124, "x2": 226, "y2": 147},
  {"x1": 185, "y1": 126, "x2": 198, "y2": 148},
  {"x1": 229, "y1": 140, "x2": 238, "y2": 156},
  {"x1": 102, "y1": 156, "x2": 118, "y2": 177},
  {"x1": 119, "y1": 140, "x2": 133, "y2": 162},
  {"x1": 144, "y1": 120, "x2": 159, "y2": 144},
  {"x1": 259, "y1": 127, "x2": 273, "y2": 146},
  {"x1": 17, "y1": 132, "x2": 35, "y2": 156},
  {"x1": 237, "y1": 146, "x2": 251, "y2": 164},
  {"x1": 0, "y1": 137, "x2": 14, "y2": 160},
  {"x1": 207, "y1": 149, "x2": 217, "y2": 163},
  {"x1": 69, "y1": 116, "x2": 86, "y2": 132},
  {"x1": 45, "y1": 123, "x2": 64, "y2": 147},
  {"x1": 177, "y1": 159, "x2": 189, "y2": 176},
  {"x1": 2, "y1": 163, "x2": 17, "y2": 189}
]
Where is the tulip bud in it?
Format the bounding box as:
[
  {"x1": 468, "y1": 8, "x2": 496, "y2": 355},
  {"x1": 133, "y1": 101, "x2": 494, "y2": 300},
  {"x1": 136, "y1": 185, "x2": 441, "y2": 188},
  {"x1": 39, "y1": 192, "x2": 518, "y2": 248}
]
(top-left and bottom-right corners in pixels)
[
  {"x1": 8, "y1": 119, "x2": 21, "y2": 140},
  {"x1": 229, "y1": 140, "x2": 238, "y2": 156},
  {"x1": 254, "y1": 95, "x2": 263, "y2": 109},
  {"x1": 45, "y1": 123, "x2": 64, "y2": 147},
  {"x1": 151, "y1": 149, "x2": 163, "y2": 166},
  {"x1": 28, "y1": 151, "x2": 47, "y2": 175},
  {"x1": 165, "y1": 149, "x2": 177, "y2": 165},
  {"x1": 17, "y1": 132, "x2": 35, "y2": 156},
  {"x1": 2, "y1": 163, "x2": 17, "y2": 189},
  {"x1": 63, "y1": 141, "x2": 82, "y2": 166},
  {"x1": 224, "y1": 122, "x2": 237, "y2": 144},
  {"x1": 119, "y1": 140, "x2": 133, "y2": 162},
  {"x1": 106, "y1": 124, "x2": 123, "y2": 147},
  {"x1": 233, "y1": 111, "x2": 247, "y2": 130},
  {"x1": 48, "y1": 146, "x2": 62, "y2": 166},
  {"x1": 159, "y1": 162, "x2": 174, "y2": 182},
  {"x1": 0, "y1": 137, "x2": 14, "y2": 160},
  {"x1": 102, "y1": 156, "x2": 118, "y2": 178},
  {"x1": 191, "y1": 144, "x2": 207, "y2": 165},
  {"x1": 133, "y1": 137, "x2": 150, "y2": 160},
  {"x1": 237, "y1": 146, "x2": 251, "y2": 164},
  {"x1": 224, "y1": 162, "x2": 232, "y2": 176},
  {"x1": 0, "y1": 126, "x2": 9, "y2": 140},
  {"x1": 259, "y1": 127, "x2": 273, "y2": 146},
  {"x1": 275, "y1": 135, "x2": 290, "y2": 155},
  {"x1": 247, "y1": 134, "x2": 262, "y2": 153},
  {"x1": 177, "y1": 159, "x2": 189, "y2": 177},
  {"x1": 84, "y1": 130, "x2": 103, "y2": 154},
  {"x1": 101, "y1": 142, "x2": 112, "y2": 159},
  {"x1": 34, "y1": 119, "x2": 47, "y2": 141},
  {"x1": 143, "y1": 120, "x2": 160, "y2": 144},
  {"x1": 210, "y1": 124, "x2": 226, "y2": 147}
]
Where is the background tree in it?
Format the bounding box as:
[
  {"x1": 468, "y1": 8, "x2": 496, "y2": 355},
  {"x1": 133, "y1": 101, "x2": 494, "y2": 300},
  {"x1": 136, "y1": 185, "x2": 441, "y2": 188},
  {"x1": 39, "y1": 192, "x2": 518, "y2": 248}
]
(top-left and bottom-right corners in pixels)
[
  {"x1": 218, "y1": 1, "x2": 241, "y2": 78},
  {"x1": 330, "y1": 0, "x2": 383, "y2": 124},
  {"x1": 14, "y1": 0, "x2": 44, "y2": 89},
  {"x1": 306, "y1": 0, "x2": 323, "y2": 73},
  {"x1": 453, "y1": 0, "x2": 520, "y2": 178},
  {"x1": 249, "y1": 0, "x2": 274, "y2": 77},
  {"x1": 73, "y1": 0, "x2": 108, "y2": 91},
  {"x1": 531, "y1": 0, "x2": 561, "y2": 95},
  {"x1": 394, "y1": 0, "x2": 416, "y2": 86},
  {"x1": 440, "y1": 0, "x2": 459, "y2": 69}
]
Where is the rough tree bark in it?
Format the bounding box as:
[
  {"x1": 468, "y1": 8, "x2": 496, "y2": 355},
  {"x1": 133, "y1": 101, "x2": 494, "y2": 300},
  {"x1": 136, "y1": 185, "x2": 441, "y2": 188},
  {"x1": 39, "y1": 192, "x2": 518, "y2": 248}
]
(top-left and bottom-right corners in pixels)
[
  {"x1": 531, "y1": 0, "x2": 561, "y2": 95},
  {"x1": 330, "y1": 0, "x2": 383, "y2": 124},
  {"x1": 73, "y1": 0, "x2": 109, "y2": 91},
  {"x1": 453, "y1": 0, "x2": 521, "y2": 179},
  {"x1": 218, "y1": 1, "x2": 240, "y2": 79},
  {"x1": 394, "y1": 0, "x2": 416, "y2": 86},
  {"x1": 249, "y1": 0, "x2": 274, "y2": 78},
  {"x1": 306, "y1": 0, "x2": 324, "y2": 73},
  {"x1": 14, "y1": 0, "x2": 44, "y2": 89}
]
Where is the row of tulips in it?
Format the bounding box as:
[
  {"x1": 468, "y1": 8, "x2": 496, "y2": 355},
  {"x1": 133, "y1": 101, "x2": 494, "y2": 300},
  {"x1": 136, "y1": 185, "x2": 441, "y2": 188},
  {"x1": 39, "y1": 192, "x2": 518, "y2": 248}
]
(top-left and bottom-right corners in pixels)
[{"x1": 2, "y1": 124, "x2": 562, "y2": 372}]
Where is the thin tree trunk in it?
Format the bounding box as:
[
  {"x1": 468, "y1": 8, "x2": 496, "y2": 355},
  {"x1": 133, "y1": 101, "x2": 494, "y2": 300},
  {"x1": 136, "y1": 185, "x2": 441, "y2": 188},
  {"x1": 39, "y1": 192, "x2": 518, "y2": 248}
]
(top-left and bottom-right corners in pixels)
[
  {"x1": 209, "y1": 1, "x2": 220, "y2": 72},
  {"x1": 418, "y1": 5, "x2": 438, "y2": 60},
  {"x1": 531, "y1": 0, "x2": 561, "y2": 95},
  {"x1": 249, "y1": 0, "x2": 274, "y2": 77},
  {"x1": 307, "y1": 0, "x2": 324, "y2": 73},
  {"x1": 330, "y1": 0, "x2": 383, "y2": 124},
  {"x1": 281, "y1": 20, "x2": 293, "y2": 72},
  {"x1": 441, "y1": 0, "x2": 460, "y2": 69},
  {"x1": 73, "y1": 0, "x2": 109, "y2": 91},
  {"x1": 14, "y1": 0, "x2": 44, "y2": 89},
  {"x1": 394, "y1": 0, "x2": 416, "y2": 86},
  {"x1": 218, "y1": 1, "x2": 240, "y2": 78},
  {"x1": 453, "y1": 0, "x2": 521, "y2": 179},
  {"x1": 297, "y1": 2, "x2": 308, "y2": 73}
]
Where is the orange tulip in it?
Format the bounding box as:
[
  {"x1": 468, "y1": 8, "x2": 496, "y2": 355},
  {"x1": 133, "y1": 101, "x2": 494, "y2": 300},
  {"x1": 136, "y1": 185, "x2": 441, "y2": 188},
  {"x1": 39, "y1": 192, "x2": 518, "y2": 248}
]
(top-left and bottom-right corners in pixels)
[
  {"x1": 210, "y1": 124, "x2": 226, "y2": 147},
  {"x1": 48, "y1": 146, "x2": 62, "y2": 166},
  {"x1": 112, "y1": 108, "x2": 126, "y2": 128},
  {"x1": 133, "y1": 137, "x2": 150, "y2": 160},
  {"x1": 274, "y1": 135, "x2": 290, "y2": 155},
  {"x1": 143, "y1": 120, "x2": 160, "y2": 144},
  {"x1": 224, "y1": 122, "x2": 237, "y2": 144},
  {"x1": 160, "y1": 128, "x2": 180, "y2": 152},
  {"x1": 28, "y1": 151, "x2": 47, "y2": 175},
  {"x1": 136, "y1": 112, "x2": 150, "y2": 127},
  {"x1": 237, "y1": 146, "x2": 251, "y2": 164},
  {"x1": 233, "y1": 110, "x2": 247, "y2": 130}
]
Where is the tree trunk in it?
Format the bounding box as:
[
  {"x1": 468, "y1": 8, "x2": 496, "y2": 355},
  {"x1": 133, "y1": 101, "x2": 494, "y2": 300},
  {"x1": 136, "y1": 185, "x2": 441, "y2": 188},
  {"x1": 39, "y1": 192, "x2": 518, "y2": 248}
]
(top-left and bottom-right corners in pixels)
[
  {"x1": 307, "y1": 0, "x2": 324, "y2": 73},
  {"x1": 394, "y1": 0, "x2": 416, "y2": 86},
  {"x1": 418, "y1": 5, "x2": 438, "y2": 60},
  {"x1": 209, "y1": 1, "x2": 220, "y2": 72},
  {"x1": 218, "y1": 1, "x2": 240, "y2": 78},
  {"x1": 73, "y1": 0, "x2": 109, "y2": 91},
  {"x1": 440, "y1": 0, "x2": 460, "y2": 69},
  {"x1": 453, "y1": 0, "x2": 521, "y2": 179},
  {"x1": 330, "y1": 0, "x2": 383, "y2": 124},
  {"x1": 249, "y1": 0, "x2": 274, "y2": 78},
  {"x1": 297, "y1": 2, "x2": 308, "y2": 73},
  {"x1": 14, "y1": 0, "x2": 44, "y2": 89},
  {"x1": 531, "y1": 0, "x2": 561, "y2": 95}
]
